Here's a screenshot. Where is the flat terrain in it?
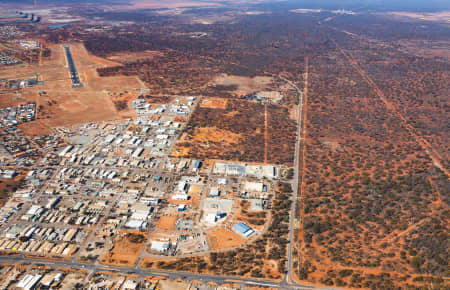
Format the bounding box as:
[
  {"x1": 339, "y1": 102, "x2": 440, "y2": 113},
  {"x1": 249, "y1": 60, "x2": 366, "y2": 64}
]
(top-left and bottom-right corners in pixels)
[
  {"x1": 0, "y1": 2, "x2": 448, "y2": 289},
  {"x1": 199, "y1": 97, "x2": 228, "y2": 109},
  {"x1": 212, "y1": 74, "x2": 273, "y2": 97},
  {"x1": 99, "y1": 231, "x2": 146, "y2": 267},
  {"x1": 120, "y1": 0, "x2": 223, "y2": 9},
  {"x1": 206, "y1": 228, "x2": 245, "y2": 251},
  {"x1": 156, "y1": 216, "x2": 177, "y2": 231},
  {"x1": 293, "y1": 28, "x2": 449, "y2": 288},
  {"x1": 141, "y1": 183, "x2": 290, "y2": 280},
  {"x1": 0, "y1": 42, "x2": 146, "y2": 132},
  {"x1": 387, "y1": 11, "x2": 450, "y2": 23},
  {"x1": 0, "y1": 173, "x2": 25, "y2": 207},
  {"x1": 172, "y1": 99, "x2": 296, "y2": 165},
  {"x1": 106, "y1": 50, "x2": 164, "y2": 63}
]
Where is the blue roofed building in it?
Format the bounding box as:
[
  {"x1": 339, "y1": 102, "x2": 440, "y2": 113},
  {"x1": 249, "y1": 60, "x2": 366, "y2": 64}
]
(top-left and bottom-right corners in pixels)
[
  {"x1": 193, "y1": 160, "x2": 203, "y2": 171},
  {"x1": 232, "y1": 222, "x2": 255, "y2": 238}
]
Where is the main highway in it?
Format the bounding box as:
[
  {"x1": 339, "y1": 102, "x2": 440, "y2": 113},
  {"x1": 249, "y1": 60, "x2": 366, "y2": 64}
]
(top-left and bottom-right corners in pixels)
[
  {"x1": 0, "y1": 255, "x2": 330, "y2": 289},
  {"x1": 278, "y1": 68, "x2": 306, "y2": 288}
]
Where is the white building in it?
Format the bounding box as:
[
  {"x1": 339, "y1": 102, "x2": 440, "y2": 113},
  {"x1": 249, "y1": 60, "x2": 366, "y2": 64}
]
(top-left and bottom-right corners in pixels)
[
  {"x1": 172, "y1": 194, "x2": 189, "y2": 200},
  {"x1": 244, "y1": 181, "x2": 264, "y2": 192},
  {"x1": 58, "y1": 145, "x2": 74, "y2": 157},
  {"x1": 150, "y1": 241, "x2": 170, "y2": 252},
  {"x1": 17, "y1": 274, "x2": 42, "y2": 290},
  {"x1": 205, "y1": 214, "x2": 217, "y2": 223},
  {"x1": 125, "y1": 220, "x2": 147, "y2": 229}
]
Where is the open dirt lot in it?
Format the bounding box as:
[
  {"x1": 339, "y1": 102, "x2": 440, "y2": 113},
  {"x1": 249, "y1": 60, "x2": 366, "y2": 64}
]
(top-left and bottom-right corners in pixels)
[
  {"x1": 200, "y1": 97, "x2": 228, "y2": 109},
  {"x1": 16, "y1": 121, "x2": 52, "y2": 136},
  {"x1": 0, "y1": 42, "x2": 146, "y2": 133},
  {"x1": 99, "y1": 231, "x2": 145, "y2": 267},
  {"x1": 106, "y1": 50, "x2": 164, "y2": 63},
  {"x1": 157, "y1": 279, "x2": 190, "y2": 290},
  {"x1": 156, "y1": 216, "x2": 177, "y2": 231},
  {"x1": 212, "y1": 74, "x2": 273, "y2": 96},
  {"x1": 256, "y1": 91, "x2": 283, "y2": 102},
  {"x1": 206, "y1": 228, "x2": 245, "y2": 250},
  {"x1": 173, "y1": 127, "x2": 242, "y2": 158}
]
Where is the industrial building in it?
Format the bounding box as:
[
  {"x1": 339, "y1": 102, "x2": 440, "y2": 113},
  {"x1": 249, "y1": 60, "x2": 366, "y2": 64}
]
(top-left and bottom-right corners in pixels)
[
  {"x1": 150, "y1": 241, "x2": 170, "y2": 252},
  {"x1": 17, "y1": 274, "x2": 42, "y2": 290},
  {"x1": 232, "y1": 222, "x2": 255, "y2": 238}
]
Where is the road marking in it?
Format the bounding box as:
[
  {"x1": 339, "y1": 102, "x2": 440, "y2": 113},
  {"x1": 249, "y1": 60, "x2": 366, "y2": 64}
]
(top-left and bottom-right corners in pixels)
[{"x1": 244, "y1": 281, "x2": 280, "y2": 287}]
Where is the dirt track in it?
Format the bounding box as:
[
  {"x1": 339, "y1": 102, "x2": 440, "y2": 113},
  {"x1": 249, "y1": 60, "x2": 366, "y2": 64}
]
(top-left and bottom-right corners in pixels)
[{"x1": 332, "y1": 39, "x2": 450, "y2": 179}]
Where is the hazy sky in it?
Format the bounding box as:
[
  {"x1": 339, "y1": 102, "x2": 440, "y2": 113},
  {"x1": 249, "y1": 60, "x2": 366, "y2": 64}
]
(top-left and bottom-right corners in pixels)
[
  {"x1": 261, "y1": 0, "x2": 450, "y2": 12},
  {"x1": 2, "y1": 0, "x2": 450, "y2": 12}
]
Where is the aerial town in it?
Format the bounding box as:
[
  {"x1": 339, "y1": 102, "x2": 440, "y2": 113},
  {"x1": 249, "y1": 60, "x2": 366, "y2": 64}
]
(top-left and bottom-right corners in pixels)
[
  {"x1": 0, "y1": 96, "x2": 280, "y2": 289},
  {"x1": 0, "y1": 0, "x2": 448, "y2": 289}
]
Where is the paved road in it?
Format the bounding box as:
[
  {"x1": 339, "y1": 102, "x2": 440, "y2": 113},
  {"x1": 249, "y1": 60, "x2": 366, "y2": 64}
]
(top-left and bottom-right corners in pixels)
[
  {"x1": 278, "y1": 74, "x2": 304, "y2": 286},
  {"x1": 0, "y1": 255, "x2": 329, "y2": 289}
]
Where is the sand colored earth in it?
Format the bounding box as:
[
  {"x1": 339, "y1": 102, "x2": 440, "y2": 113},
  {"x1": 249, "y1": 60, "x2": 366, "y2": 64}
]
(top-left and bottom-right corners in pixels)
[
  {"x1": 106, "y1": 50, "x2": 164, "y2": 63},
  {"x1": 256, "y1": 91, "x2": 283, "y2": 102},
  {"x1": 172, "y1": 127, "x2": 242, "y2": 157},
  {"x1": 158, "y1": 279, "x2": 190, "y2": 290},
  {"x1": 188, "y1": 184, "x2": 203, "y2": 195},
  {"x1": 213, "y1": 74, "x2": 273, "y2": 94},
  {"x1": 387, "y1": 11, "x2": 450, "y2": 23},
  {"x1": 149, "y1": 232, "x2": 179, "y2": 246},
  {"x1": 156, "y1": 216, "x2": 177, "y2": 231},
  {"x1": 200, "y1": 97, "x2": 228, "y2": 109},
  {"x1": 186, "y1": 127, "x2": 241, "y2": 144},
  {"x1": 206, "y1": 228, "x2": 246, "y2": 250},
  {"x1": 99, "y1": 231, "x2": 145, "y2": 267},
  {"x1": 16, "y1": 121, "x2": 52, "y2": 136},
  {"x1": 0, "y1": 42, "x2": 147, "y2": 133}
]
